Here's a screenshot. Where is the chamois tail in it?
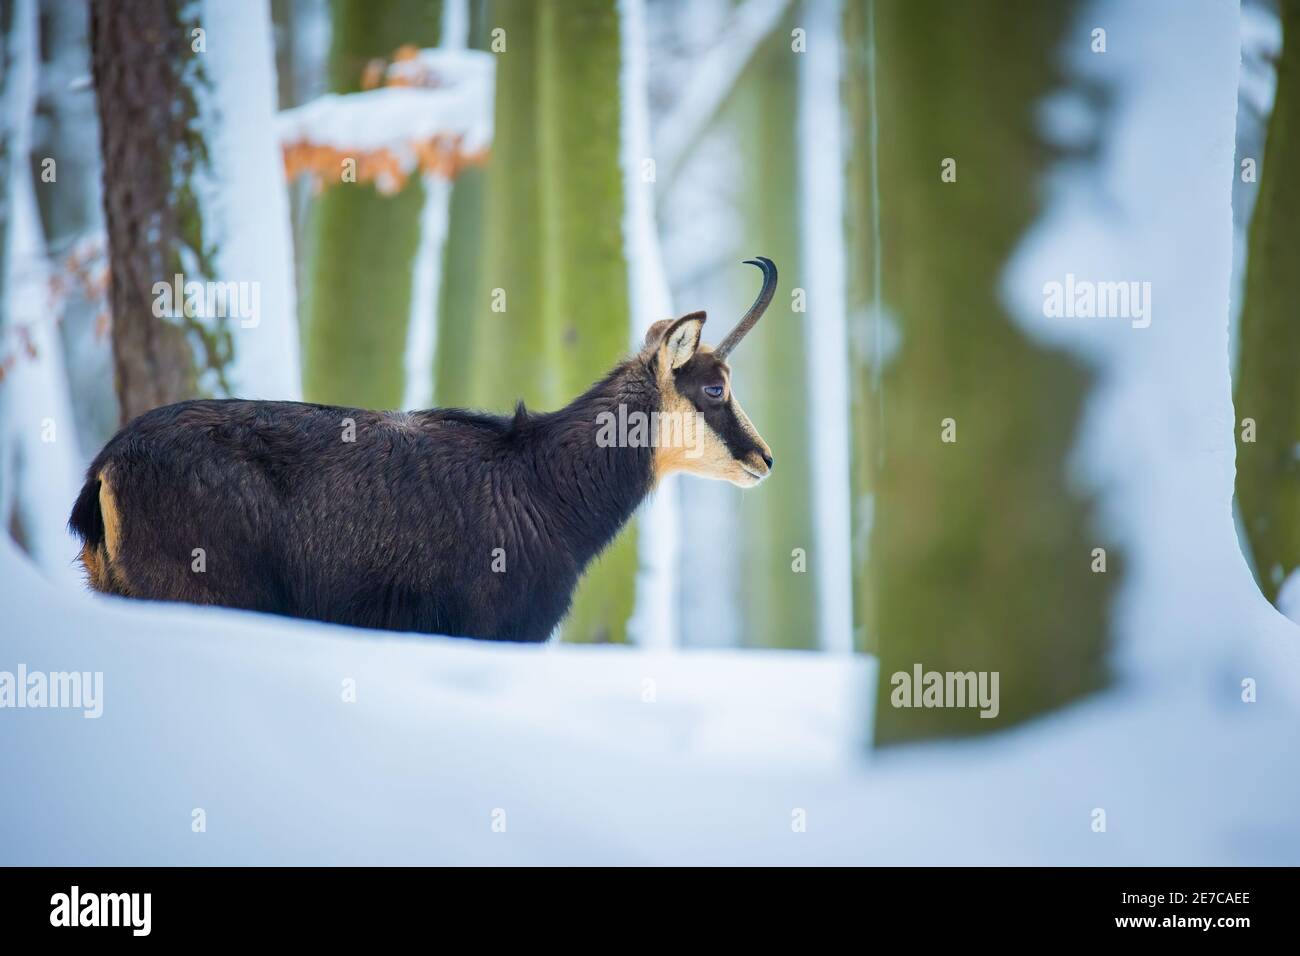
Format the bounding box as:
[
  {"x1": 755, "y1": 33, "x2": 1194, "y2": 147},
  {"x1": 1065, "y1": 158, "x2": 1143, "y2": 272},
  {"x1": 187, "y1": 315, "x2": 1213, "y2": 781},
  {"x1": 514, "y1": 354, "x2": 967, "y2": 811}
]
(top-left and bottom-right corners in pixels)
[
  {"x1": 68, "y1": 476, "x2": 104, "y2": 552},
  {"x1": 68, "y1": 473, "x2": 121, "y2": 593}
]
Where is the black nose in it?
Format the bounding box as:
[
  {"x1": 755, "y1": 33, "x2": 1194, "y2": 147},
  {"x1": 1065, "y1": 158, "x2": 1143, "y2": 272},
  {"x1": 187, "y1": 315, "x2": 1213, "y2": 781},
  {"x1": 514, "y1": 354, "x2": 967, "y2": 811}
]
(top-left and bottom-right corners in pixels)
[{"x1": 762, "y1": 453, "x2": 774, "y2": 469}]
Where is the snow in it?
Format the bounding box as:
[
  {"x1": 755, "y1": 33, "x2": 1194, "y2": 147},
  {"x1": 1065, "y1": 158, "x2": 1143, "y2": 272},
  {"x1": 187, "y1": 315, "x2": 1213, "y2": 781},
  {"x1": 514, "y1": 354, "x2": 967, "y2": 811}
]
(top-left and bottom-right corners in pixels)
[
  {"x1": 1, "y1": 0, "x2": 83, "y2": 589},
  {"x1": 1277, "y1": 568, "x2": 1300, "y2": 624},
  {"x1": 199, "y1": 0, "x2": 302, "y2": 401},
  {"x1": 621, "y1": 0, "x2": 679, "y2": 649},
  {"x1": 797, "y1": 0, "x2": 853, "y2": 653},
  {"x1": 652, "y1": 0, "x2": 779, "y2": 650},
  {"x1": 1228, "y1": 0, "x2": 1281, "y2": 372},
  {"x1": 0, "y1": 534, "x2": 874, "y2": 865},
  {"x1": 2, "y1": 499, "x2": 1295, "y2": 864},
  {"x1": 653, "y1": 0, "x2": 793, "y2": 190},
  {"x1": 1000, "y1": 0, "x2": 1300, "y2": 699},
  {"x1": 400, "y1": 183, "x2": 446, "y2": 411},
  {"x1": 1238, "y1": 0, "x2": 1281, "y2": 121},
  {"x1": 402, "y1": 3, "x2": 470, "y2": 412},
  {"x1": 276, "y1": 52, "x2": 494, "y2": 160}
]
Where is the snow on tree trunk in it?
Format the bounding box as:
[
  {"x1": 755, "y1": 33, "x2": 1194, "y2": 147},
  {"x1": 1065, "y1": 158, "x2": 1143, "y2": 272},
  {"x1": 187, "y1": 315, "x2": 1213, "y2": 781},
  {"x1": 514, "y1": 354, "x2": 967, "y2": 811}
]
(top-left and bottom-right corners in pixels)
[
  {"x1": 653, "y1": 0, "x2": 792, "y2": 196},
  {"x1": 301, "y1": 0, "x2": 442, "y2": 410},
  {"x1": 621, "y1": 0, "x2": 676, "y2": 649},
  {"x1": 731, "y1": 14, "x2": 818, "y2": 650},
  {"x1": 199, "y1": 0, "x2": 302, "y2": 401},
  {"x1": 431, "y1": 159, "x2": 483, "y2": 408},
  {"x1": 2, "y1": 0, "x2": 82, "y2": 585},
  {"x1": 432, "y1": 1, "x2": 486, "y2": 410},
  {"x1": 33, "y1": 0, "x2": 116, "y2": 453},
  {"x1": 91, "y1": 0, "x2": 303, "y2": 417},
  {"x1": 402, "y1": 0, "x2": 470, "y2": 411},
  {"x1": 798, "y1": 0, "x2": 853, "y2": 653},
  {"x1": 1234, "y1": 0, "x2": 1300, "y2": 614},
  {"x1": 844, "y1": 0, "x2": 1114, "y2": 743},
  {"x1": 402, "y1": 170, "x2": 448, "y2": 410},
  {"x1": 89, "y1": 0, "x2": 206, "y2": 423}
]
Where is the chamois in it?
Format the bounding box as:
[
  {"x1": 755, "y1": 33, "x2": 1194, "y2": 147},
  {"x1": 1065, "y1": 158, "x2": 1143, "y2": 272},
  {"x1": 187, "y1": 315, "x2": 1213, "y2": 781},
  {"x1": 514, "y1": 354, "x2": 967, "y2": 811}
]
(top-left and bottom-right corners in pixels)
[{"x1": 69, "y1": 258, "x2": 779, "y2": 642}]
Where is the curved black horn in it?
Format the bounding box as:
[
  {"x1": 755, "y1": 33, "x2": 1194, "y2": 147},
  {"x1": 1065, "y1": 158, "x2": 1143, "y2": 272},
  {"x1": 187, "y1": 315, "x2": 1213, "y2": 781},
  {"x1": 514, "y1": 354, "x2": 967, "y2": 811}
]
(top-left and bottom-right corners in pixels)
[{"x1": 714, "y1": 257, "x2": 777, "y2": 360}]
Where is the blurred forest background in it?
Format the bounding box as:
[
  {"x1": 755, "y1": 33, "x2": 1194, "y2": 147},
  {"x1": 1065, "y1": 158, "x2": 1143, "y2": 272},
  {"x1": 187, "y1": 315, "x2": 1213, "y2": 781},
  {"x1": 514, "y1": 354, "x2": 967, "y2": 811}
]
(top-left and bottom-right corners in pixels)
[{"x1": 0, "y1": 0, "x2": 1292, "y2": 744}]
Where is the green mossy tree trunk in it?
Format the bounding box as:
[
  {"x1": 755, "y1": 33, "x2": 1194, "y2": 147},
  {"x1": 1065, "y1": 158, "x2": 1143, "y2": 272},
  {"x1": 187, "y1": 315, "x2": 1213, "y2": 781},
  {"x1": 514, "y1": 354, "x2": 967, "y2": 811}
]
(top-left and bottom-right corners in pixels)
[
  {"x1": 412, "y1": 0, "x2": 492, "y2": 411},
  {"x1": 455, "y1": 0, "x2": 636, "y2": 643},
  {"x1": 729, "y1": 16, "x2": 818, "y2": 650},
  {"x1": 538, "y1": 0, "x2": 635, "y2": 644},
  {"x1": 844, "y1": 0, "x2": 1115, "y2": 742},
  {"x1": 843, "y1": 0, "x2": 875, "y2": 657},
  {"x1": 1235, "y1": 0, "x2": 1300, "y2": 603},
  {"x1": 301, "y1": 0, "x2": 442, "y2": 409},
  {"x1": 462, "y1": 0, "x2": 547, "y2": 410}
]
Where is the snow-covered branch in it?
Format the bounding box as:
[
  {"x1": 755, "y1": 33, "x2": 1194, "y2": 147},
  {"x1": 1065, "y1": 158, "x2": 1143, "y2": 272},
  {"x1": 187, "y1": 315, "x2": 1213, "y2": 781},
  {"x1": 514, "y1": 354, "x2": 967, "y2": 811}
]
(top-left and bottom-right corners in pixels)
[
  {"x1": 278, "y1": 49, "x2": 494, "y2": 195},
  {"x1": 652, "y1": 0, "x2": 791, "y2": 193}
]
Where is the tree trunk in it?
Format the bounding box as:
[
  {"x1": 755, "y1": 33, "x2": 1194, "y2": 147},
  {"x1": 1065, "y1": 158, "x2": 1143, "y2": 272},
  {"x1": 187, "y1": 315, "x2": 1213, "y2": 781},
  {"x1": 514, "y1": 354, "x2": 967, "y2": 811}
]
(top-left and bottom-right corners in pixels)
[
  {"x1": 461, "y1": 0, "x2": 547, "y2": 410},
  {"x1": 300, "y1": 0, "x2": 442, "y2": 409},
  {"x1": 844, "y1": 0, "x2": 1115, "y2": 742},
  {"x1": 537, "y1": 0, "x2": 636, "y2": 644},
  {"x1": 1, "y1": 0, "x2": 20, "y2": 525},
  {"x1": 89, "y1": 0, "x2": 205, "y2": 423},
  {"x1": 842, "y1": 0, "x2": 875, "y2": 660},
  {"x1": 432, "y1": 0, "x2": 485, "y2": 409},
  {"x1": 457, "y1": 0, "x2": 636, "y2": 642},
  {"x1": 3, "y1": 0, "x2": 83, "y2": 582},
  {"x1": 730, "y1": 14, "x2": 818, "y2": 650},
  {"x1": 1235, "y1": 0, "x2": 1300, "y2": 606},
  {"x1": 33, "y1": 0, "x2": 116, "y2": 451}
]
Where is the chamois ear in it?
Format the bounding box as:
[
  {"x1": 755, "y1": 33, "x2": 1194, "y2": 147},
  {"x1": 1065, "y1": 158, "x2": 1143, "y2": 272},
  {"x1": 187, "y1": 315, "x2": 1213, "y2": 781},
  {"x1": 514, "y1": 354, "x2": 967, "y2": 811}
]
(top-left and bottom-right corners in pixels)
[
  {"x1": 656, "y1": 311, "x2": 706, "y2": 370},
  {"x1": 643, "y1": 318, "x2": 675, "y2": 347}
]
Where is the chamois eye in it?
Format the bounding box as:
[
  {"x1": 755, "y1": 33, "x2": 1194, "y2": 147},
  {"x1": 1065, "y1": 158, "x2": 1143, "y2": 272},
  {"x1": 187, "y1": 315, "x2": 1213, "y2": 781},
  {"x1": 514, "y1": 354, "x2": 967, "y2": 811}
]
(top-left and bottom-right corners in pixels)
[{"x1": 703, "y1": 385, "x2": 724, "y2": 399}]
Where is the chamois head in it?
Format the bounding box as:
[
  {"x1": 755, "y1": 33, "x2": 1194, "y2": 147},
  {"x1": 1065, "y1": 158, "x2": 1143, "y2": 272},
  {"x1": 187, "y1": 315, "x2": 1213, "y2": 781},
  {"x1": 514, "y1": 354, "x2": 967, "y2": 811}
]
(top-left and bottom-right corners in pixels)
[{"x1": 646, "y1": 257, "x2": 777, "y2": 488}]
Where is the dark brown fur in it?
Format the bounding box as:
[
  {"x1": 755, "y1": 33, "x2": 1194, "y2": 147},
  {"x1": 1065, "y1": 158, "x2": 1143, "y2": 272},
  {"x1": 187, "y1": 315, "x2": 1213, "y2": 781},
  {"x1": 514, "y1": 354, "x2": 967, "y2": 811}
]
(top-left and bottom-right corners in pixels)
[
  {"x1": 68, "y1": 260, "x2": 780, "y2": 642},
  {"x1": 67, "y1": 333, "x2": 771, "y2": 642}
]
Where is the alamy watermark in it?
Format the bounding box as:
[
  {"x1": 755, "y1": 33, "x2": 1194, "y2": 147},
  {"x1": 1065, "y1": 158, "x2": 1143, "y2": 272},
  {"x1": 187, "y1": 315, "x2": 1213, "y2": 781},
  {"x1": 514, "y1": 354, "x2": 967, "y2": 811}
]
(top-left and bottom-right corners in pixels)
[
  {"x1": 50, "y1": 886, "x2": 150, "y2": 936},
  {"x1": 0, "y1": 664, "x2": 103, "y2": 719},
  {"x1": 1042, "y1": 273, "x2": 1151, "y2": 329},
  {"x1": 596, "y1": 403, "x2": 705, "y2": 458},
  {"x1": 152, "y1": 273, "x2": 260, "y2": 329},
  {"x1": 890, "y1": 664, "x2": 999, "y2": 719}
]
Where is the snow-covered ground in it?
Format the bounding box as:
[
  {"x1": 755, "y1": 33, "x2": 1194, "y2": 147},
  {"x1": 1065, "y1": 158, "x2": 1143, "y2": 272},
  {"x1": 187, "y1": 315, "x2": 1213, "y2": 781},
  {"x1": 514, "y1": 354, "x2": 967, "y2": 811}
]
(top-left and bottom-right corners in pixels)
[
  {"x1": 0, "y1": 536, "x2": 877, "y2": 865},
  {"x1": 2, "y1": 0, "x2": 1299, "y2": 865}
]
